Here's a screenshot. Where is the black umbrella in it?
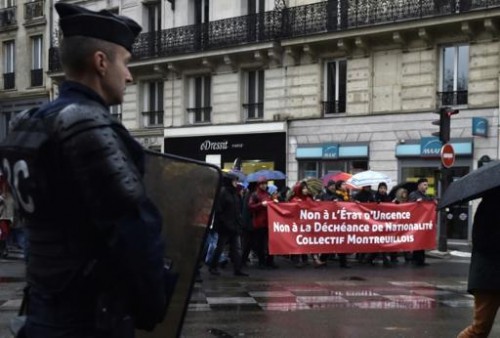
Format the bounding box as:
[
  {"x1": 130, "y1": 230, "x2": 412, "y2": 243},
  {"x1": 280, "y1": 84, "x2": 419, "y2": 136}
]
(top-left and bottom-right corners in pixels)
[
  {"x1": 388, "y1": 182, "x2": 418, "y2": 201},
  {"x1": 438, "y1": 161, "x2": 500, "y2": 210}
]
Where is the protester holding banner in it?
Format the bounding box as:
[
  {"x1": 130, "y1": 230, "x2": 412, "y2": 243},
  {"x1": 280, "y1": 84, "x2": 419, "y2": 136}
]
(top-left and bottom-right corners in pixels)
[
  {"x1": 248, "y1": 177, "x2": 278, "y2": 269},
  {"x1": 354, "y1": 185, "x2": 375, "y2": 203},
  {"x1": 319, "y1": 180, "x2": 337, "y2": 201},
  {"x1": 353, "y1": 185, "x2": 375, "y2": 263},
  {"x1": 319, "y1": 180, "x2": 351, "y2": 268},
  {"x1": 393, "y1": 187, "x2": 412, "y2": 262},
  {"x1": 288, "y1": 181, "x2": 316, "y2": 268},
  {"x1": 367, "y1": 182, "x2": 393, "y2": 267},
  {"x1": 408, "y1": 178, "x2": 433, "y2": 266}
]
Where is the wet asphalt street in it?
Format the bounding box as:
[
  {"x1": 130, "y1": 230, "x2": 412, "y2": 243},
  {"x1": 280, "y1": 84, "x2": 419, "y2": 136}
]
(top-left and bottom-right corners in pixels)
[
  {"x1": 182, "y1": 249, "x2": 500, "y2": 338},
  {"x1": 1, "y1": 246, "x2": 499, "y2": 338}
]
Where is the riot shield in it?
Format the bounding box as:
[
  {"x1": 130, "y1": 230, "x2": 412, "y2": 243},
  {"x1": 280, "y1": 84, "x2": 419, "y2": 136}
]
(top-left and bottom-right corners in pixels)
[{"x1": 137, "y1": 151, "x2": 221, "y2": 338}]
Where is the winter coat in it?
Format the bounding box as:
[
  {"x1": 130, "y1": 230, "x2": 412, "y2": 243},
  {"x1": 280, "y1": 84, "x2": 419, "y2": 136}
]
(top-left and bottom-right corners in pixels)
[
  {"x1": 408, "y1": 190, "x2": 433, "y2": 202},
  {"x1": 467, "y1": 190, "x2": 500, "y2": 293},
  {"x1": 354, "y1": 189, "x2": 375, "y2": 202},
  {"x1": 213, "y1": 179, "x2": 243, "y2": 235},
  {"x1": 248, "y1": 188, "x2": 272, "y2": 229},
  {"x1": 374, "y1": 192, "x2": 391, "y2": 203}
]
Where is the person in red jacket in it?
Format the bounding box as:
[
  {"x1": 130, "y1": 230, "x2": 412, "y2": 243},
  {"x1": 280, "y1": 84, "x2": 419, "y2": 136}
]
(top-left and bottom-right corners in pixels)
[
  {"x1": 289, "y1": 181, "x2": 325, "y2": 268},
  {"x1": 248, "y1": 176, "x2": 278, "y2": 269}
]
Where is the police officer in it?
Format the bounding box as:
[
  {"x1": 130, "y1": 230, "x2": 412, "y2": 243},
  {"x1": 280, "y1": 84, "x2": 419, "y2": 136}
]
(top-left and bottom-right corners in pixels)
[{"x1": 0, "y1": 3, "x2": 170, "y2": 337}]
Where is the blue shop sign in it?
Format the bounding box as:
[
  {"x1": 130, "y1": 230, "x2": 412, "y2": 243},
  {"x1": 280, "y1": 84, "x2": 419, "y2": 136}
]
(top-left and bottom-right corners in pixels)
[
  {"x1": 420, "y1": 137, "x2": 442, "y2": 158},
  {"x1": 472, "y1": 117, "x2": 488, "y2": 137},
  {"x1": 322, "y1": 144, "x2": 339, "y2": 158}
]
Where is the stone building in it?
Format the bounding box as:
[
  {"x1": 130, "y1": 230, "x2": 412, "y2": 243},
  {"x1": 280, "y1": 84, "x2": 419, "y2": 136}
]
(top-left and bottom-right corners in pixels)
[
  {"x1": 0, "y1": 0, "x2": 51, "y2": 139},
  {"x1": 44, "y1": 0, "x2": 500, "y2": 240}
]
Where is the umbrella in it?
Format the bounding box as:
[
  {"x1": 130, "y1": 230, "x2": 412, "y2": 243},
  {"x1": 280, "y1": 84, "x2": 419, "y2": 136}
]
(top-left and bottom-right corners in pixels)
[
  {"x1": 222, "y1": 169, "x2": 246, "y2": 182},
  {"x1": 388, "y1": 182, "x2": 419, "y2": 201},
  {"x1": 247, "y1": 169, "x2": 286, "y2": 182},
  {"x1": 438, "y1": 161, "x2": 500, "y2": 209},
  {"x1": 303, "y1": 177, "x2": 324, "y2": 196},
  {"x1": 321, "y1": 171, "x2": 352, "y2": 186},
  {"x1": 346, "y1": 170, "x2": 392, "y2": 188}
]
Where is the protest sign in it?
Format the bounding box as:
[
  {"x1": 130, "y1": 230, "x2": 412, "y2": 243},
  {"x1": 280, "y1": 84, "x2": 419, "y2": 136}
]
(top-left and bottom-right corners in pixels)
[{"x1": 268, "y1": 201, "x2": 436, "y2": 254}]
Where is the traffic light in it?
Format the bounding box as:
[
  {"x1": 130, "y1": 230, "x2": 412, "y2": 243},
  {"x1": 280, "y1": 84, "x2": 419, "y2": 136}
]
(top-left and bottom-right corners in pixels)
[{"x1": 432, "y1": 107, "x2": 459, "y2": 144}]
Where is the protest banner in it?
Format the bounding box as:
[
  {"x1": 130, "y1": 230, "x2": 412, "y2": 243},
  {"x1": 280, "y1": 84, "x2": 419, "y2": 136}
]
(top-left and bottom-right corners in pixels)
[{"x1": 268, "y1": 201, "x2": 436, "y2": 254}]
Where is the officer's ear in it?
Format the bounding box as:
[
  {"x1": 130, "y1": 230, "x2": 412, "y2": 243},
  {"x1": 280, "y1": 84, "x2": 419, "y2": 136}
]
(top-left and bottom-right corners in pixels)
[{"x1": 93, "y1": 50, "x2": 108, "y2": 78}]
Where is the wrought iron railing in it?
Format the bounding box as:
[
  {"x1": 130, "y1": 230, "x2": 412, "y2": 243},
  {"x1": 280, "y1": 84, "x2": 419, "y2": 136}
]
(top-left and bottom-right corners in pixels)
[
  {"x1": 49, "y1": 0, "x2": 500, "y2": 71},
  {"x1": 243, "y1": 102, "x2": 264, "y2": 120},
  {"x1": 3, "y1": 73, "x2": 15, "y2": 90},
  {"x1": 437, "y1": 90, "x2": 468, "y2": 106},
  {"x1": 31, "y1": 69, "x2": 43, "y2": 87},
  {"x1": 322, "y1": 100, "x2": 346, "y2": 115},
  {"x1": 0, "y1": 6, "x2": 17, "y2": 28},
  {"x1": 25, "y1": 0, "x2": 44, "y2": 21},
  {"x1": 142, "y1": 110, "x2": 164, "y2": 126},
  {"x1": 187, "y1": 107, "x2": 212, "y2": 124}
]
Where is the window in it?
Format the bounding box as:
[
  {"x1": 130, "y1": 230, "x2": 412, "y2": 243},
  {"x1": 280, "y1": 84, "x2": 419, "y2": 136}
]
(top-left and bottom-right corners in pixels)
[
  {"x1": 109, "y1": 104, "x2": 122, "y2": 121},
  {"x1": 3, "y1": 40, "x2": 15, "y2": 90},
  {"x1": 323, "y1": 59, "x2": 347, "y2": 115},
  {"x1": 243, "y1": 70, "x2": 264, "y2": 120},
  {"x1": 142, "y1": 80, "x2": 164, "y2": 127},
  {"x1": 298, "y1": 160, "x2": 367, "y2": 180},
  {"x1": 25, "y1": 0, "x2": 44, "y2": 20},
  {"x1": 31, "y1": 35, "x2": 43, "y2": 87},
  {"x1": 1, "y1": 0, "x2": 15, "y2": 8},
  {"x1": 187, "y1": 75, "x2": 211, "y2": 124},
  {"x1": 439, "y1": 45, "x2": 469, "y2": 106}
]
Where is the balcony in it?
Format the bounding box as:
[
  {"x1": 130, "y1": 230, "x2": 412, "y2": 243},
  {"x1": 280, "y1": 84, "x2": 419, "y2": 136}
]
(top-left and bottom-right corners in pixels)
[
  {"x1": 49, "y1": 0, "x2": 500, "y2": 72},
  {"x1": 187, "y1": 107, "x2": 212, "y2": 124},
  {"x1": 322, "y1": 100, "x2": 346, "y2": 115},
  {"x1": 0, "y1": 6, "x2": 17, "y2": 28},
  {"x1": 437, "y1": 91, "x2": 468, "y2": 106},
  {"x1": 3, "y1": 73, "x2": 15, "y2": 90},
  {"x1": 25, "y1": 0, "x2": 44, "y2": 22},
  {"x1": 31, "y1": 69, "x2": 43, "y2": 87},
  {"x1": 243, "y1": 102, "x2": 264, "y2": 120}
]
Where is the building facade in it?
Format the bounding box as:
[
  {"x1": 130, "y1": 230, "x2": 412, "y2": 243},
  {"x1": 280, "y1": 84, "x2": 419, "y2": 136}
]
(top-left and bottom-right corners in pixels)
[
  {"x1": 45, "y1": 0, "x2": 500, "y2": 240},
  {"x1": 0, "y1": 0, "x2": 51, "y2": 139}
]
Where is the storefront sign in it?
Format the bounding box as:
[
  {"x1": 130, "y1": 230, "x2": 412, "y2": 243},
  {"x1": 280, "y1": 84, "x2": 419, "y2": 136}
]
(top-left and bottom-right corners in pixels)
[
  {"x1": 322, "y1": 144, "x2": 339, "y2": 158},
  {"x1": 267, "y1": 201, "x2": 436, "y2": 254},
  {"x1": 200, "y1": 139, "x2": 229, "y2": 151},
  {"x1": 420, "y1": 137, "x2": 442, "y2": 158},
  {"x1": 472, "y1": 117, "x2": 488, "y2": 137}
]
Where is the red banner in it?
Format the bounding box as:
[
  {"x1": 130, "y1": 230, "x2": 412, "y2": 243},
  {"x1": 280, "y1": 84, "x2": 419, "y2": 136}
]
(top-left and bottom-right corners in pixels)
[{"x1": 268, "y1": 201, "x2": 437, "y2": 254}]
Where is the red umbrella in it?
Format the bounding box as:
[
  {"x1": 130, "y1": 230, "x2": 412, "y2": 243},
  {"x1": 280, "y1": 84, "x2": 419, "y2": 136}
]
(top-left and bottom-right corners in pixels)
[{"x1": 321, "y1": 171, "x2": 352, "y2": 186}]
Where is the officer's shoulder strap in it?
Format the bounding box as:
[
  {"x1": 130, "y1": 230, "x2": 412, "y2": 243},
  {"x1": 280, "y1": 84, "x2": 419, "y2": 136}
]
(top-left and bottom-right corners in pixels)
[
  {"x1": 8, "y1": 108, "x2": 39, "y2": 132},
  {"x1": 53, "y1": 101, "x2": 120, "y2": 142}
]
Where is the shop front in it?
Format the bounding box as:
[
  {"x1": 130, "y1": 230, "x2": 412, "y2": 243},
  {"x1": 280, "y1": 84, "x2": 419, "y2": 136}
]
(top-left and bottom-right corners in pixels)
[
  {"x1": 295, "y1": 142, "x2": 370, "y2": 178},
  {"x1": 164, "y1": 128, "x2": 286, "y2": 176},
  {"x1": 396, "y1": 137, "x2": 474, "y2": 240}
]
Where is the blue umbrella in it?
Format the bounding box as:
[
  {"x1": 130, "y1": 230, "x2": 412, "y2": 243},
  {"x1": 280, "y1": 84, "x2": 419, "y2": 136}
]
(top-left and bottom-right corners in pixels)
[{"x1": 247, "y1": 169, "x2": 286, "y2": 182}]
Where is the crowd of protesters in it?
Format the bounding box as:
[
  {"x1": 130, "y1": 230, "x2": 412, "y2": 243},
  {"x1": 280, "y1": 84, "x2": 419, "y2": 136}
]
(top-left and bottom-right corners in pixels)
[{"x1": 205, "y1": 172, "x2": 433, "y2": 277}]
